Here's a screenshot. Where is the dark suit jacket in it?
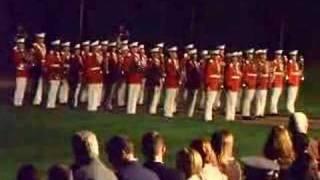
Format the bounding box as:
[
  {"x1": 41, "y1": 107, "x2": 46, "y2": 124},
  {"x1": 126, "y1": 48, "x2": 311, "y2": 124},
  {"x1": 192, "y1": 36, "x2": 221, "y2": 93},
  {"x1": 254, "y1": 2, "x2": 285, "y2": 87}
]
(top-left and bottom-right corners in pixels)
[
  {"x1": 116, "y1": 161, "x2": 160, "y2": 180},
  {"x1": 144, "y1": 161, "x2": 185, "y2": 180}
]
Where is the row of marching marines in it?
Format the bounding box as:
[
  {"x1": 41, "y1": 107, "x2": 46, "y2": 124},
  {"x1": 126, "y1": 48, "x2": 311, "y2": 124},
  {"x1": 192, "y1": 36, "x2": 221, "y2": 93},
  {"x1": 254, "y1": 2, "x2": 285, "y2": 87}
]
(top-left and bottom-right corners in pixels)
[{"x1": 12, "y1": 32, "x2": 304, "y2": 121}]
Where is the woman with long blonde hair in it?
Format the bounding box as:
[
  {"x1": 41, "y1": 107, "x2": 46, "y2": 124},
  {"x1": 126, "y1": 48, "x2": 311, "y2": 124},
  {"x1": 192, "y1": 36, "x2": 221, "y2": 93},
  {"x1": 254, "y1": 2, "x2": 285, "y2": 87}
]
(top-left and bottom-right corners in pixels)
[
  {"x1": 263, "y1": 125, "x2": 295, "y2": 179},
  {"x1": 190, "y1": 137, "x2": 227, "y2": 180},
  {"x1": 211, "y1": 129, "x2": 242, "y2": 180},
  {"x1": 176, "y1": 147, "x2": 203, "y2": 180}
]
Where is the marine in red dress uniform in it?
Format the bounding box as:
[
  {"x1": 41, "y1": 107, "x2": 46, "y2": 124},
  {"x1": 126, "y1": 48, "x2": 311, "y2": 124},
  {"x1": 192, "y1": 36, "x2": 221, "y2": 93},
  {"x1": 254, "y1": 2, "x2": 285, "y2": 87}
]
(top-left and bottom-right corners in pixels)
[
  {"x1": 225, "y1": 52, "x2": 242, "y2": 121},
  {"x1": 12, "y1": 38, "x2": 29, "y2": 107},
  {"x1": 204, "y1": 50, "x2": 222, "y2": 121},
  {"x1": 163, "y1": 46, "x2": 180, "y2": 118},
  {"x1": 286, "y1": 50, "x2": 303, "y2": 113},
  {"x1": 83, "y1": 41, "x2": 103, "y2": 111},
  {"x1": 269, "y1": 50, "x2": 285, "y2": 115},
  {"x1": 126, "y1": 42, "x2": 144, "y2": 114},
  {"x1": 241, "y1": 49, "x2": 257, "y2": 120},
  {"x1": 255, "y1": 49, "x2": 270, "y2": 118},
  {"x1": 45, "y1": 40, "x2": 63, "y2": 109}
]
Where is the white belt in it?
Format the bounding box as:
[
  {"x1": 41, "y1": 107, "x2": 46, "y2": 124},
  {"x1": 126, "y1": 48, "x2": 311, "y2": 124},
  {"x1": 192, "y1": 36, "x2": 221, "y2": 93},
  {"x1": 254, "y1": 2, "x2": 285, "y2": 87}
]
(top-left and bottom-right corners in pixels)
[
  {"x1": 90, "y1": 67, "x2": 101, "y2": 71},
  {"x1": 209, "y1": 74, "x2": 221, "y2": 78},
  {"x1": 50, "y1": 64, "x2": 60, "y2": 68},
  {"x1": 247, "y1": 73, "x2": 257, "y2": 77},
  {"x1": 274, "y1": 72, "x2": 284, "y2": 75},
  {"x1": 291, "y1": 72, "x2": 300, "y2": 76},
  {"x1": 260, "y1": 74, "x2": 269, "y2": 77},
  {"x1": 231, "y1": 76, "x2": 240, "y2": 79}
]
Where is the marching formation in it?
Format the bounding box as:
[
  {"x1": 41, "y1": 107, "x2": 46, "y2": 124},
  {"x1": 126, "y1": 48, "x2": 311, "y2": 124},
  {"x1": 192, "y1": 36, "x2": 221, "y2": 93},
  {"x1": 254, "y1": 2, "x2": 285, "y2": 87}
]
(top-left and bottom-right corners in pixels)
[{"x1": 12, "y1": 33, "x2": 305, "y2": 121}]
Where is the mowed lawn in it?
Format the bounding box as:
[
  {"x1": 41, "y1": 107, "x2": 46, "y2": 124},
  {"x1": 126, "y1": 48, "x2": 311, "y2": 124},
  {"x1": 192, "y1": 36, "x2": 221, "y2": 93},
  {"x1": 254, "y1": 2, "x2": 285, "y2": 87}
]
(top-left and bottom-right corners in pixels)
[{"x1": 0, "y1": 65, "x2": 319, "y2": 179}]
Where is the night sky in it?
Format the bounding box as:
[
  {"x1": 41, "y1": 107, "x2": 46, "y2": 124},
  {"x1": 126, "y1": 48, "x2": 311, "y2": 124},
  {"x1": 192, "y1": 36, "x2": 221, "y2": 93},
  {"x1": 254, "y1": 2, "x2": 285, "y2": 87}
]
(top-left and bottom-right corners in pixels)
[{"x1": 0, "y1": 0, "x2": 319, "y2": 71}]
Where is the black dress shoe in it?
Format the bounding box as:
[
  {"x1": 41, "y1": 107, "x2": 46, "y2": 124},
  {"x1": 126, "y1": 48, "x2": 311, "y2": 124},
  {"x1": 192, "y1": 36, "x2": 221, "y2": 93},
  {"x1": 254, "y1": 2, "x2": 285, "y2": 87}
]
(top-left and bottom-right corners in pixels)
[{"x1": 242, "y1": 116, "x2": 251, "y2": 120}]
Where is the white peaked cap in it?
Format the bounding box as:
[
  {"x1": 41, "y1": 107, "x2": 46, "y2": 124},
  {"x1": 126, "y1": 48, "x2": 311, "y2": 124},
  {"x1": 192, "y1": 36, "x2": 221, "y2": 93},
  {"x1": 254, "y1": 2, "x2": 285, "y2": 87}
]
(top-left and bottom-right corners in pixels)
[
  {"x1": 129, "y1": 42, "x2": 139, "y2": 47},
  {"x1": 291, "y1": 112, "x2": 308, "y2": 134},
  {"x1": 189, "y1": 48, "x2": 197, "y2": 54},
  {"x1": 217, "y1": 44, "x2": 226, "y2": 50},
  {"x1": 91, "y1": 40, "x2": 100, "y2": 47},
  {"x1": 262, "y1": 49, "x2": 268, "y2": 54},
  {"x1": 156, "y1": 42, "x2": 165, "y2": 48},
  {"x1": 255, "y1": 49, "x2": 262, "y2": 54},
  {"x1": 51, "y1": 39, "x2": 61, "y2": 46},
  {"x1": 201, "y1": 50, "x2": 209, "y2": 55},
  {"x1": 122, "y1": 40, "x2": 129, "y2": 44},
  {"x1": 246, "y1": 48, "x2": 255, "y2": 54},
  {"x1": 211, "y1": 49, "x2": 220, "y2": 55},
  {"x1": 35, "y1": 32, "x2": 46, "y2": 38},
  {"x1": 101, "y1": 40, "x2": 109, "y2": 45},
  {"x1": 289, "y1": 50, "x2": 298, "y2": 56},
  {"x1": 168, "y1": 46, "x2": 178, "y2": 52},
  {"x1": 237, "y1": 51, "x2": 243, "y2": 56},
  {"x1": 121, "y1": 45, "x2": 129, "y2": 51},
  {"x1": 151, "y1": 47, "x2": 160, "y2": 53},
  {"x1": 241, "y1": 156, "x2": 280, "y2": 171},
  {"x1": 139, "y1": 44, "x2": 145, "y2": 49},
  {"x1": 61, "y1": 42, "x2": 71, "y2": 47},
  {"x1": 82, "y1": 40, "x2": 90, "y2": 46},
  {"x1": 108, "y1": 41, "x2": 117, "y2": 46},
  {"x1": 74, "y1": 44, "x2": 81, "y2": 49},
  {"x1": 275, "y1": 49, "x2": 283, "y2": 54},
  {"x1": 231, "y1": 52, "x2": 238, "y2": 56},
  {"x1": 185, "y1": 44, "x2": 194, "y2": 49},
  {"x1": 74, "y1": 130, "x2": 100, "y2": 158},
  {"x1": 16, "y1": 38, "x2": 25, "y2": 43}
]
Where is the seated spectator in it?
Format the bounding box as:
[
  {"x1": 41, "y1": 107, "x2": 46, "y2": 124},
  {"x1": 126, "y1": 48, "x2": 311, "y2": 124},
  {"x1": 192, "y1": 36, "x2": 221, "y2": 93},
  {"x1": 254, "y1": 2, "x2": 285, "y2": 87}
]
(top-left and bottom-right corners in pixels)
[
  {"x1": 17, "y1": 164, "x2": 40, "y2": 180},
  {"x1": 263, "y1": 125, "x2": 295, "y2": 179},
  {"x1": 48, "y1": 164, "x2": 73, "y2": 180},
  {"x1": 289, "y1": 133, "x2": 320, "y2": 180},
  {"x1": 190, "y1": 137, "x2": 227, "y2": 180},
  {"x1": 105, "y1": 135, "x2": 159, "y2": 180},
  {"x1": 176, "y1": 147, "x2": 203, "y2": 180},
  {"x1": 141, "y1": 131, "x2": 185, "y2": 180},
  {"x1": 211, "y1": 129, "x2": 242, "y2": 180},
  {"x1": 71, "y1": 130, "x2": 117, "y2": 180},
  {"x1": 288, "y1": 112, "x2": 319, "y2": 166}
]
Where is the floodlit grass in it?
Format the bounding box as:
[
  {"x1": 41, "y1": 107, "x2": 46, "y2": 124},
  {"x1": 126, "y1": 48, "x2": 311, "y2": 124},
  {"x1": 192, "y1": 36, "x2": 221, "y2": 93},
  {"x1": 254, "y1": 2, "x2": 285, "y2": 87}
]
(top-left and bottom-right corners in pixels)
[{"x1": 0, "y1": 66, "x2": 319, "y2": 179}]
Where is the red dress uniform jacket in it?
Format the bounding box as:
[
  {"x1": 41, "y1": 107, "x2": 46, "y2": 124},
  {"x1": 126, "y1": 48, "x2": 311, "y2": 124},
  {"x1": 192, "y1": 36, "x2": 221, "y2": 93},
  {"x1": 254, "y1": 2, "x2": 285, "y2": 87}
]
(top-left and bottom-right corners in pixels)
[
  {"x1": 225, "y1": 63, "x2": 241, "y2": 91},
  {"x1": 127, "y1": 53, "x2": 144, "y2": 84},
  {"x1": 287, "y1": 60, "x2": 301, "y2": 86},
  {"x1": 83, "y1": 52, "x2": 103, "y2": 84},
  {"x1": 12, "y1": 47, "x2": 29, "y2": 77},
  {"x1": 271, "y1": 59, "x2": 285, "y2": 88},
  {"x1": 32, "y1": 43, "x2": 47, "y2": 65},
  {"x1": 45, "y1": 50, "x2": 62, "y2": 80},
  {"x1": 256, "y1": 61, "x2": 270, "y2": 90},
  {"x1": 204, "y1": 59, "x2": 221, "y2": 91},
  {"x1": 242, "y1": 60, "x2": 257, "y2": 89},
  {"x1": 164, "y1": 58, "x2": 180, "y2": 88}
]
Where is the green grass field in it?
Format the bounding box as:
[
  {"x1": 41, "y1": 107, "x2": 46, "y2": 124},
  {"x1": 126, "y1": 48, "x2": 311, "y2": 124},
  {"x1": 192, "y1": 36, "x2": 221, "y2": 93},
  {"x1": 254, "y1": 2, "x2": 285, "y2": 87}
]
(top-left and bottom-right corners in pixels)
[{"x1": 0, "y1": 66, "x2": 319, "y2": 179}]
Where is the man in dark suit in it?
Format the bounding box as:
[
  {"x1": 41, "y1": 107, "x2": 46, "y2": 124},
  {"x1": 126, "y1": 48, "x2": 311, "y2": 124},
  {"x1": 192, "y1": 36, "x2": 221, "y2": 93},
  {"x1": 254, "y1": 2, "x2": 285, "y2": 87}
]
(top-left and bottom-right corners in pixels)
[
  {"x1": 105, "y1": 135, "x2": 160, "y2": 180},
  {"x1": 141, "y1": 131, "x2": 185, "y2": 180}
]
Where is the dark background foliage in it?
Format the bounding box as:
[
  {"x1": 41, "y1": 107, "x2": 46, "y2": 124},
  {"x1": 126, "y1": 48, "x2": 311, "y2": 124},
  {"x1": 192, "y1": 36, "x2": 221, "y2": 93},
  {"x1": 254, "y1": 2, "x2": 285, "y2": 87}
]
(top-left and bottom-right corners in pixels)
[{"x1": 1, "y1": 0, "x2": 319, "y2": 71}]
